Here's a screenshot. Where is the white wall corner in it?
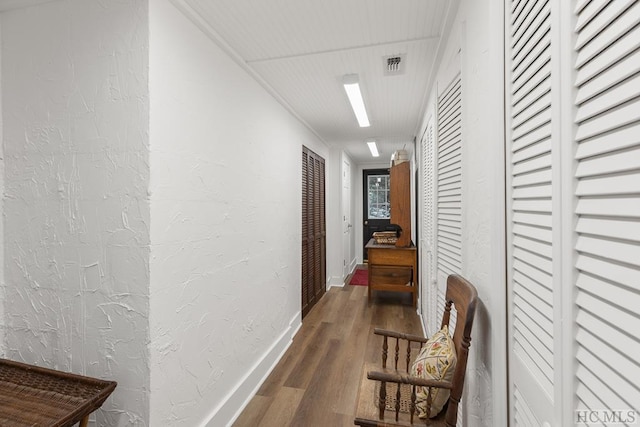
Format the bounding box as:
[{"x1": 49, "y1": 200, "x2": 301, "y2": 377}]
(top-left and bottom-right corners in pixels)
[
  {"x1": 201, "y1": 312, "x2": 302, "y2": 427},
  {"x1": 0, "y1": 16, "x2": 4, "y2": 356}
]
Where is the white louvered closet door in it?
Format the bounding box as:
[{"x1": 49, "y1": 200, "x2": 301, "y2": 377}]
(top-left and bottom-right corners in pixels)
[
  {"x1": 420, "y1": 122, "x2": 438, "y2": 334},
  {"x1": 573, "y1": 0, "x2": 640, "y2": 421},
  {"x1": 506, "y1": 0, "x2": 557, "y2": 424},
  {"x1": 436, "y1": 76, "x2": 462, "y2": 322}
]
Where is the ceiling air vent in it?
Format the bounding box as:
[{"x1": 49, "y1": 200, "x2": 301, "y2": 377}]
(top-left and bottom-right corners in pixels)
[{"x1": 384, "y1": 54, "x2": 406, "y2": 76}]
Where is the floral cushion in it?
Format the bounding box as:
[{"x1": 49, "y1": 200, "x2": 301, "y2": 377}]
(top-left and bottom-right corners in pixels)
[{"x1": 410, "y1": 325, "x2": 457, "y2": 418}]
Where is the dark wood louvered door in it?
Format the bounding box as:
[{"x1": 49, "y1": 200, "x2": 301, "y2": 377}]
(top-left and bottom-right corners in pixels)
[{"x1": 301, "y1": 146, "x2": 326, "y2": 318}]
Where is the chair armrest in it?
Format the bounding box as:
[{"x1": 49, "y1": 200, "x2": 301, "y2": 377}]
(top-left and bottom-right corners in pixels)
[
  {"x1": 373, "y1": 328, "x2": 429, "y2": 343},
  {"x1": 367, "y1": 368, "x2": 453, "y2": 390}
]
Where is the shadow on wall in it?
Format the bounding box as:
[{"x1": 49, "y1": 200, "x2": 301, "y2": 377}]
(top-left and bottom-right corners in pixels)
[{"x1": 467, "y1": 298, "x2": 493, "y2": 424}]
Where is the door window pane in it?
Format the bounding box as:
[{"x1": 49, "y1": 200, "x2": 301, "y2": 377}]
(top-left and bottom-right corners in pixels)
[{"x1": 367, "y1": 175, "x2": 390, "y2": 219}]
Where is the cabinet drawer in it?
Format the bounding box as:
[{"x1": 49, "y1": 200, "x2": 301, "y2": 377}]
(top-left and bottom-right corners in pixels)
[
  {"x1": 368, "y1": 248, "x2": 415, "y2": 266},
  {"x1": 369, "y1": 266, "x2": 412, "y2": 286}
]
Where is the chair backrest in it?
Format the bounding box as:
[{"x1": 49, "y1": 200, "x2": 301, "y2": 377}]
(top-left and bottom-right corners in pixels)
[{"x1": 439, "y1": 274, "x2": 478, "y2": 426}]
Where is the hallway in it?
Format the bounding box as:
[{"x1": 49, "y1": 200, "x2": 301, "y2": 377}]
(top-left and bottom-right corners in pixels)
[
  {"x1": 1, "y1": 1, "x2": 639, "y2": 425},
  {"x1": 233, "y1": 279, "x2": 422, "y2": 426}
]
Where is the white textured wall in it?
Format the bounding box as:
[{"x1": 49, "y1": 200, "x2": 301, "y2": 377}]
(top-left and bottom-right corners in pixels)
[
  {"x1": 148, "y1": 1, "x2": 329, "y2": 425},
  {"x1": 417, "y1": 0, "x2": 507, "y2": 425},
  {"x1": 1, "y1": 0, "x2": 150, "y2": 424},
  {"x1": 0, "y1": 20, "x2": 5, "y2": 354}
]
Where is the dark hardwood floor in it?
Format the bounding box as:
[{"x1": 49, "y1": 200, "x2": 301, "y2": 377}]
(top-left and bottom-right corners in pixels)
[{"x1": 233, "y1": 271, "x2": 424, "y2": 427}]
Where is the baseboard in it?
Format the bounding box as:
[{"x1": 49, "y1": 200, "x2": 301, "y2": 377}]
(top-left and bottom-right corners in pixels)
[
  {"x1": 349, "y1": 258, "x2": 358, "y2": 273},
  {"x1": 328, "y1": 275, "x2": 345, "y2": 289},
  {"x1": 201, "y1": 311, "x2": 302, "y2": 427},
  {"x1": 417, "y1": 306, "x2": 428, "y2": 338}
]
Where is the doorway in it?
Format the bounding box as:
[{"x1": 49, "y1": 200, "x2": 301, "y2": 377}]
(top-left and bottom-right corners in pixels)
[
  {"x1": 342, "y1": 158, "x2": 352, "y2": 278},
  {"x1": 301, "y1": 146, "x2": 326, "y2": 318},
  {"x1": 362, "y1": 168, "x2": 391, "y2": 261}
]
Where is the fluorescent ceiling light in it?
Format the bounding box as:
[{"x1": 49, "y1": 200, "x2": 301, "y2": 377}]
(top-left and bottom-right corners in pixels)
[
  {"x1": 343, "y1": 74, "x2": 370, "y2": 127},
  {"x1": 367, "y1": 141, "x2": 379, "y2": 157}
]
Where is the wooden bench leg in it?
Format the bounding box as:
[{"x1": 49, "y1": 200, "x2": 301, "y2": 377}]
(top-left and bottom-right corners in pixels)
[{"x1": 79, "y1": 415, "x2": 89, "y2": 427}]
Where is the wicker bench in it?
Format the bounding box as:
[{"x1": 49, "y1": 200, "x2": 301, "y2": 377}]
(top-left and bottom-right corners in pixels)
[{"x1": 0, "y1": 358, "x2": 117, "y2": 427}]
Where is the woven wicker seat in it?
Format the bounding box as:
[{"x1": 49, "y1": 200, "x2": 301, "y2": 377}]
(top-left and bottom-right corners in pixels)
[{"x1": 0, "y1": 359, "x2": 116, "y2": 427}]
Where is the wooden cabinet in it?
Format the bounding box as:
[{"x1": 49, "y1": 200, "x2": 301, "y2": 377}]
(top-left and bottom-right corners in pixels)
[
  {"x1": 366, "y1": 239, "x2": 417, "y2": 307},
  {"x1": 390, "y1": 161, "x2": 411, "y2": 247},
  {"x1": 365, "y1": 159, "x2": 417, "y2": 306},
  {"x1": 365, "y1": 162, "x2": 418, "y2": 307}
]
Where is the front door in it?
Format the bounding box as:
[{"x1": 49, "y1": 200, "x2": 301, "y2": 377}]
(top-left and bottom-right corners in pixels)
[{"x1": 363, "y1": 168, "x2": 390, "y2": 261}]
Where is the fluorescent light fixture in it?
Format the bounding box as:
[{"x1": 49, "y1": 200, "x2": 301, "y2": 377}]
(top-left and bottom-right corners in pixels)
[
  {"x1": 367, "y1": 140, "x2": 379, "y2": 157},
  {"x1": 343, "y1": 74, "x2": 370, "y2": 127}
]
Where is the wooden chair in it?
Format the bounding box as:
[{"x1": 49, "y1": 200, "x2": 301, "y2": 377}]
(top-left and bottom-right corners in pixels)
[{"x1": 354, "y1": 274, "x2": 478, "y2": 427}]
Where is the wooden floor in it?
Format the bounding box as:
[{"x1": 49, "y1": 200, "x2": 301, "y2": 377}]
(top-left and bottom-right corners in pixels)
[{"x1": 233, "y1": 269, "x2": 424, "y2": 427}]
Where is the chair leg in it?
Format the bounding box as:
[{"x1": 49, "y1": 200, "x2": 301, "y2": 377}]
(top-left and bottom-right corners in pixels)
[{"x1": 79, "y1": 415, "x2": 89, "y2": 427}]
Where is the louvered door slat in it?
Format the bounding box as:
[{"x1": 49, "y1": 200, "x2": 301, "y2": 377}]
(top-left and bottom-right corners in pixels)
[
  {"x1": 514, "y1": 317, "x2": 553, "y2": 360},
  {"x1": 576, "y1": 74, "x2": 640, "y2": 123},
  {"x1": 513, "y1": 234, "x2": 553, "y2": 259},
  {"x1": 507, "y1": 0, "x2": 555, "y2": 423},
  {"x1": 512, "y1": 77, "x2": 549, "y2": 119},
  {"x1": 512, "y1": 151, "x2": 552, "y2": 175},
  {"x1": 438, "y1": 211, "x2": 461, "y2": 220},
  {"x1": 437, "y1": 167, "x2": 461, "y2": 183},
  {"x1": 576, "y1": 171, "x2": 640, "y2": 195},
  {"x1": 513, "y1": 13, "x2": 550, "y2": 72},
  {"x1": 514, "y1": 248, "x2": 552, "y2": 275},
  {"x1": 513, "y1": 60, "x2": 551, "y2": 106},
  {"x1": 438, "y1": 119, "x2": 461, "y2": 142},
  {"x1": 573, "y1": 1, "x2": 640, "y2": 420},
  {"x1": 575, "y1": 356, "x2": 635, "y2": 410},
  {"x1": 512, "y1": 0, "x2": 534, "y2": 31},
  {"x1": 576, "y1": 309, "x2": 640, "y2": 360},
  {"x1": 512, "y1": 1, "x2": 549, "y2": 60},
  {"x1": 437, "y1": 250, "x2": 462, "y2": 269},
  {"x1": 436, "y1": 75, "x2": 462, "y2": 279},
  {"x1": 576, "y1": 52, "x2": 639, "y2": 104},
  {"x1": 575, "y1": 122, "x2": 640, "y2": 158},
  {"x1": 512, "y1": 91, "x2": 552, "y2": 129},
  {"x1": 438, "y1": 100, "x2": 461, "y2": 126},
  {"x1": 301, "y1": 147, "x2": 325, "y2": 318},
  {"x1": 577, "y1": 290, "x2": 640, "y2": 338},
  {"x1": 575, "y1": 3, "x2": 640, "y2": 68},
  {"x1": 576, "y1": 106, "x2": 640, "y2": 146},
  {"x1": 576, "y1": 217, "x2": 640, "y2": 240},
  {"x1": 574, "y1": 0, "x2": 590, "y2": 15},
  {"x1": 575, "y1": 0, "x2": 608, "y2": 32},
  {"x1": 577, "y1": 329, "x2": 640, "y2": 399},
  {"x1": 438, "y1": 149, "x2": 461, "y2": 168},
  {"x1": 514, "y1": 388, "x2": 540, "y2": 426},
  {"x1": 513, "y1": 211, "x2": 552, "y2": 228},
  {"x1": 511, "y1": 168, "x2": 552, "y2": 189},
  {"x1": 513, "y1": 269, "x2": 552, "y2": 301},
  {"x1": 512, "y1": 184, "x2": 551, "y2": 199},
  {"x1": 576, "y1": 27, "x2": 640, "y2": 88},
  {"x1": 511, "y1": 123, "x2": 550, "y2": 154},
  {"x1": 575, "y1": 0, "x2": 636, "y2": 50},
  {"x1": 513, "y1": 332, "x2": 553, "y2": 381},
  {"x1": 420, "y1": 122, "x2": 438, "y2": 333},
  {"x1": 438, "y1": 178, "x2": 461, "y2": 190}
]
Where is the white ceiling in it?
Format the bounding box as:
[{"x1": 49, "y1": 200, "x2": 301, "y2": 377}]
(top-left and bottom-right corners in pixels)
[
  {"x1": 181, "y1": 0, "x2": 453, "y2": 165},
  {"x1": 0, "y1": 0, "x2": 453, "y2": 165}
]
